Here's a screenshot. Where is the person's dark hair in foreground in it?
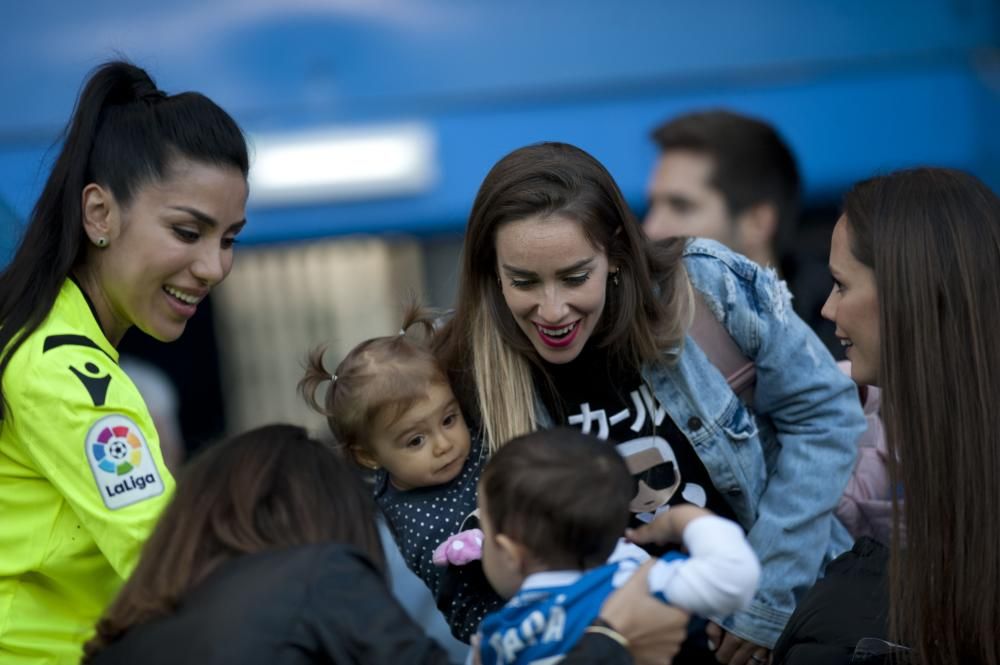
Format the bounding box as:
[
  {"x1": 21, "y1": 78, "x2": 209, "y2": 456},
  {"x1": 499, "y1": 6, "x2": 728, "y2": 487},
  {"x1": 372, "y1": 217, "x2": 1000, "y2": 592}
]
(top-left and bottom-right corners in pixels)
[
  {"x1": 84, "y1": 424, "x2": 662, "y2": 665},
  {"x1": 83, "y1": 424, "x2": 388, "y2": 662}
]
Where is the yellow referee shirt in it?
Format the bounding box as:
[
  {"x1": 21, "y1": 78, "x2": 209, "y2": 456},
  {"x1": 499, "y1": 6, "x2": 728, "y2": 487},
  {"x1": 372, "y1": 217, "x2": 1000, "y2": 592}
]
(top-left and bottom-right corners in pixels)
[{"x1": 0, "y1": 279, "x2": 175, "y2": 664}]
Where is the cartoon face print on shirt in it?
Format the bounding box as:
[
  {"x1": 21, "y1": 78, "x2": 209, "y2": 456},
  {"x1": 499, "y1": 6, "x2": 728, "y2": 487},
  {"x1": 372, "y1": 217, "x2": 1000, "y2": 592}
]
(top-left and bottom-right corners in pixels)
[
  {"x1": 560, "y1": 380, "x2": 709, "y2": 522},
  {"x1": 615, "y1": 437, "x2": 708, "y2": 523},
  {"x1": 548, "y1": 347, "x2": 719, "y2": 525},
  {"x1": 617, "y1": 436, "x2": 681, "y2": 514}
]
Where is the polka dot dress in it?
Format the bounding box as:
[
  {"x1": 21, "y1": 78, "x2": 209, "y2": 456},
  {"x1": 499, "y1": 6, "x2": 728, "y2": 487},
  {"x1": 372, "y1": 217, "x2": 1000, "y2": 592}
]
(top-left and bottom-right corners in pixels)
[{"x1": 375, "y1": 436, "x2": 502, "y2": 641}]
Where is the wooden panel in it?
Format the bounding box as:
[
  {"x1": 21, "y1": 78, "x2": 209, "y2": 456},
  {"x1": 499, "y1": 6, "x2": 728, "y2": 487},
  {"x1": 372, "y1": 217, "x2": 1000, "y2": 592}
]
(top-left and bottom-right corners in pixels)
[{"x1": 212, "y1": 237, "x2": 425, "y2": 436}]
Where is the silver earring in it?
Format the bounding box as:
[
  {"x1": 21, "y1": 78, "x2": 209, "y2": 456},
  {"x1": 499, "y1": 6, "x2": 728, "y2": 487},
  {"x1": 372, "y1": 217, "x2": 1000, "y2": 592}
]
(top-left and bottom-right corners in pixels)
[
  {"x1": 95, "y1": 236, "x2": 109, "y2": 248},
  {"x1": 611, "y1": 269, "x2": 620, "y2": 287}
]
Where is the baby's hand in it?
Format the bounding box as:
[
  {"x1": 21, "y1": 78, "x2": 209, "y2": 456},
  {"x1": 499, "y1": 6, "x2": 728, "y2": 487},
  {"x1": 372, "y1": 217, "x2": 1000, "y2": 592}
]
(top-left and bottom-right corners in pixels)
[
  {"x1": 432, "y1": 528, "x2": 484, "y2": 567},
  {"x1": 626, "y1": 504, "x2": 713, "y2": 546}
]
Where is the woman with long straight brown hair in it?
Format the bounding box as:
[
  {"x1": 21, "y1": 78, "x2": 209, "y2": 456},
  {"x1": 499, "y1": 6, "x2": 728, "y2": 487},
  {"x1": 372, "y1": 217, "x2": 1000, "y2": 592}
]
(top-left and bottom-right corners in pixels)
[
  {"x1": 775, "y1": 168, "x2": 1000, "y2": 665},
  {"x1": 412, "y1": 142, "x2": 867, "y2": 663}
]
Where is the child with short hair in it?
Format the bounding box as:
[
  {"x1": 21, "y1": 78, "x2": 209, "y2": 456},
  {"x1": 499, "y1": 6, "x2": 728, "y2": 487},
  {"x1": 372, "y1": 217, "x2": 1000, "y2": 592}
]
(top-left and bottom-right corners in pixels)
[
  {"x1": 474, "y1": 428, "x2": 760, "y2": 665},
  {"x1": 300, "y1": 307, "x2": 500, "y2": 634},
  {"x1": 300, "y1": 306, "x2": 473, "y2": 491}
]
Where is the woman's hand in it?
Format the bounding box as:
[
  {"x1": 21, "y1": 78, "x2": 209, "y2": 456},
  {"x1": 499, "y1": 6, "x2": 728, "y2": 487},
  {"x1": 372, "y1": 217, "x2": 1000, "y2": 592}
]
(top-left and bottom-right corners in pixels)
[
  {"x1": 599, "y1": 559, "x2": 689, "y2": 665},
  {"x1": 706, "y1": 622, "x2": 770, "y2": 665}
]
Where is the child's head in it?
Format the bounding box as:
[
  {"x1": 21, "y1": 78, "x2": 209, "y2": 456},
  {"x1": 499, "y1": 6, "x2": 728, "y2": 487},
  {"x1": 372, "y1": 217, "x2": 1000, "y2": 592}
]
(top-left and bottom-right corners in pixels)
[
  {"x1": 300, "y1": 305, "x2": 471, "y2": 490},
  {"x1": 85, "y1": 423, "x2": 384, "y2": 659},
  {"x1": 156, "y1": 423, "x2": 384, "y2": 563},
  {"x1": 477, "y1": 427, "x2": 633, "y2": 598}
]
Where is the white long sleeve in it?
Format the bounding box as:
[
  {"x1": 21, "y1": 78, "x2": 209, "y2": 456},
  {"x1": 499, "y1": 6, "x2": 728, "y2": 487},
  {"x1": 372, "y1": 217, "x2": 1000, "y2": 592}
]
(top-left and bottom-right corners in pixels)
[{"x1": 646, "y1": 515, "x2": 760, "y2": 616}]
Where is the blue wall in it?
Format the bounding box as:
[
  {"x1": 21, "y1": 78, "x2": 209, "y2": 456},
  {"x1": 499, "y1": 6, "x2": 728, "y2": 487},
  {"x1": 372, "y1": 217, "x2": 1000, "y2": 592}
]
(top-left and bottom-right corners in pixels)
[{"x1": 1, "y1": 0, "x2": 998, "y2": 244}]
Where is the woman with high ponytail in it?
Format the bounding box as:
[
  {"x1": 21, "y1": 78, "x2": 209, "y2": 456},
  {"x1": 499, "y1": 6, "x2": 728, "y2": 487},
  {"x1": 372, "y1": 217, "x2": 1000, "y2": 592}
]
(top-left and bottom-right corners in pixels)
[{"x1": 0, "y1": 59, "x2": 249, "y2": 663}]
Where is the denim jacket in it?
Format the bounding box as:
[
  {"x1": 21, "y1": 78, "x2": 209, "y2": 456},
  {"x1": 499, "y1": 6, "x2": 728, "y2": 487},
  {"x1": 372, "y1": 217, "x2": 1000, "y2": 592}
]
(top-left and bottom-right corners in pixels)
[{"x1": 539, "y1": 239, "x2": 866, "y2": 648}]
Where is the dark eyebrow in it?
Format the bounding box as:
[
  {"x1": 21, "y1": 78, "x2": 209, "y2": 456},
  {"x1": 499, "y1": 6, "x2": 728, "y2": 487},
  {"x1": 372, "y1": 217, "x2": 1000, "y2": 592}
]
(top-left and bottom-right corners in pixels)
[
  {"x1": 501, "y1": 257, "x2": 595, "y2": 277},
  {"x1": 169, "y1": 206, "x2": 246, "y2": 233},
  {"x1": 665, "y1": 194, "x2": 694, "y2": 207}
]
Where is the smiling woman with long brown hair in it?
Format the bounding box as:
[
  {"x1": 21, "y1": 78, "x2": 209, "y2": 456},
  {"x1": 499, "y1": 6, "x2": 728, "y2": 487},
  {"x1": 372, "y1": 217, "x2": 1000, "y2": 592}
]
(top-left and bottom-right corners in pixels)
[
  {"x1": 776, "y1": 168, "x2": 1000, "y2": 665},
  {"x1": 840, "y1": 168, "x2": 998, "y2": 665},
  {"x1": 418, "y1": 141, "x2": 866, "y2": 663}
]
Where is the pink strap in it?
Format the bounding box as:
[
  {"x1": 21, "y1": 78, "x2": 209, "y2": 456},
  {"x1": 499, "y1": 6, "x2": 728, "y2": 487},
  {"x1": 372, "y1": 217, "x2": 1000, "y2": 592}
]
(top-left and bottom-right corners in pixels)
[{"x1": 690, "y1": 291, "x2": 756, "y2": 404}]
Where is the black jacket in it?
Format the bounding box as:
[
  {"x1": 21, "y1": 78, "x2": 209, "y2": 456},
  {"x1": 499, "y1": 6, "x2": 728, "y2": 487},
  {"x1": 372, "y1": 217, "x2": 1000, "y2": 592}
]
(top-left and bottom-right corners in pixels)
[
  {"x1": 90, "y1": 543, "x2": 631, "y2": 665},
  {"x1": 772, "y1": 537, "x2": 897, "y2": 665}
]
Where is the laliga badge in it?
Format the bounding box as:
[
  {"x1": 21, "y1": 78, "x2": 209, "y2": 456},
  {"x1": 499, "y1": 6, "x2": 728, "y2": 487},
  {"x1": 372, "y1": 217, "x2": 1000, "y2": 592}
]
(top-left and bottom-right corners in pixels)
[{"x1": 85, "y1": 414, "x2": 165, "y2": 510}]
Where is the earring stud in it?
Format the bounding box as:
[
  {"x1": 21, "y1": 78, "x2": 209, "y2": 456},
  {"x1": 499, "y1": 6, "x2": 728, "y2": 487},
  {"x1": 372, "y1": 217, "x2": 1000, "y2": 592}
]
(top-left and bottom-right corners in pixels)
[{"x1": 95, "y1": 236, "x2": 109, "y2": 248}]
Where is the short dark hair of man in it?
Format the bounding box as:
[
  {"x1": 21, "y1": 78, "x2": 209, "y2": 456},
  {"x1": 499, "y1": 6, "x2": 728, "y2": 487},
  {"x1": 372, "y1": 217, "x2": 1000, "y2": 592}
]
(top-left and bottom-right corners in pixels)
[
  {"x1": 479, "y1": 427, "x2": 633, "y2": 570},
  {"x1": 651, "y1": 109, "x2": 801, "y2": 254}
]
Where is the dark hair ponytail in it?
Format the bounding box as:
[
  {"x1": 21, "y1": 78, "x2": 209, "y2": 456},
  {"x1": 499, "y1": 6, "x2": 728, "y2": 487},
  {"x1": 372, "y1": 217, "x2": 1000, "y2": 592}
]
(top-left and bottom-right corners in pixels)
[{"x1": 0, "y1": 60, "x2": 249, "y2": 420}]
